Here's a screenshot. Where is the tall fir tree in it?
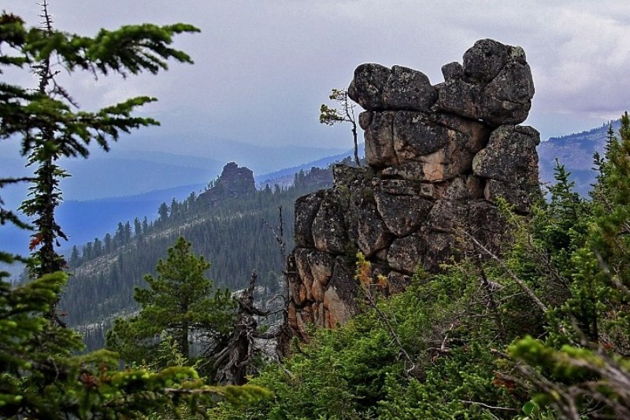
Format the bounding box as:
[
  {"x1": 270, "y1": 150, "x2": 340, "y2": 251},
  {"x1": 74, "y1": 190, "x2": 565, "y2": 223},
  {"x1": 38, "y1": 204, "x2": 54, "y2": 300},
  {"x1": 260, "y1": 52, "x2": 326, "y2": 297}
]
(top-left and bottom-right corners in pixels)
[{"x1": 0, "y1": 5, "x2": 270, "y2": 418}]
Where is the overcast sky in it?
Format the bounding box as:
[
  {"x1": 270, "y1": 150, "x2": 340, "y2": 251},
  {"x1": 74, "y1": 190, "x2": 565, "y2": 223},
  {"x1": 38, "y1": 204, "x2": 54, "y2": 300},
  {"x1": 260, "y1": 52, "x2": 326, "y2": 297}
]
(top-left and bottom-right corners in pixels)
[{"x1": 4, "y1": 0, "x2": 630, "y2": 155}]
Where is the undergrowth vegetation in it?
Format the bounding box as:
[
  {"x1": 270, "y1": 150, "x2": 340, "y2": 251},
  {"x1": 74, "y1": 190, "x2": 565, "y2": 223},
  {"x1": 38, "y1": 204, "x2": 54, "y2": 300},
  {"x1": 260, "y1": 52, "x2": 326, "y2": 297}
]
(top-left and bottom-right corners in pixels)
[{"x1": 211, "y1": 115, "x2": 630, "y2": 420}]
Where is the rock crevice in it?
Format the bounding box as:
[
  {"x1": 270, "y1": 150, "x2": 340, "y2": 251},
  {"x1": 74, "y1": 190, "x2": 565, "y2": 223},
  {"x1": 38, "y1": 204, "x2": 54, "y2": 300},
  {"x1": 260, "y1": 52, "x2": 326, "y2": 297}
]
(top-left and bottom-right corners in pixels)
[{"x1": 288, "y1": 39, "x2": 540, "y2": 338}]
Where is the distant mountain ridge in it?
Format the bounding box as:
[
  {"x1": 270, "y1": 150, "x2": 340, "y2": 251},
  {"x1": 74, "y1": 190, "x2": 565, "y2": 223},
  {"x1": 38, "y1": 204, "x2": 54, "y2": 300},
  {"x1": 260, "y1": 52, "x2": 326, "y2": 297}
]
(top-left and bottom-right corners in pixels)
[
  {"x1": 256, "y1": 143, "x2": 365, "y2": 187},
  {"x1": 0, "y1": 152, "x2": 220, "y2": 205},
  {"x1": 3, "y1": 120, "x2": 618, "y2": 261},
  {"x1": 2, "y1": 183, "x2": 206, "y2": 257},
  {"x1": 538, "y1": 120, "x2": 620, "y2": 195}
]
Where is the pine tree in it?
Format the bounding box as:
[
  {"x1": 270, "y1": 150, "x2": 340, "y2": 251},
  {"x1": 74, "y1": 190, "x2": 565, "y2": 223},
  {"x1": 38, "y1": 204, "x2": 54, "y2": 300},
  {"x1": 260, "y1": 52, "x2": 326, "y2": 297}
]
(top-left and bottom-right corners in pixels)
[
  {"x1": 171, "y1": 198, "x2": 179, "y2": 220},
  {"x1": 104, "y1": 233, "x2": 112, "y2": 253},
  {"x1": 319, "y1": 88, "x2": 360, "y2": 166},
  {"x1": 69, "y1": 245, "x2": 79, "y2": 266},
  {"x1": 158, "y1": 202, "x2": 169, "y2": 224},
  {"x1": 83, "y1": 241, "x2": 93, "y2": 260},
  {"x1": 142, "y1": 216, "x2": 149, "y2": 234},
  {"x1": 114, "y1": 222, "x2": 125, "y2": 247},
  {"x1": 123, "y1": 221, "x2": 132, "y2": 243},
  {"x1": 93, "y1": 237, "x2": 102, "y2": 256},
  {"x1": 107, "y1": 237, "x2": 236, "y2": 368},
  {"x1": 134, "y1": 217, "x2": 142, "y2": 237}
]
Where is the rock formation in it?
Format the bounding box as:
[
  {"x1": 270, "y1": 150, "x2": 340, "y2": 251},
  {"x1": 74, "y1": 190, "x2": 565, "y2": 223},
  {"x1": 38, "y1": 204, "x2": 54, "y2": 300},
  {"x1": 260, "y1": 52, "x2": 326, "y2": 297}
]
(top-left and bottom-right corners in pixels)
[
  {"x1": 287, "y1": 39, "x2": 541, "y2": 339},
  {"x1": 199, "y1": 162, "x2": 256, "y2": 204}
]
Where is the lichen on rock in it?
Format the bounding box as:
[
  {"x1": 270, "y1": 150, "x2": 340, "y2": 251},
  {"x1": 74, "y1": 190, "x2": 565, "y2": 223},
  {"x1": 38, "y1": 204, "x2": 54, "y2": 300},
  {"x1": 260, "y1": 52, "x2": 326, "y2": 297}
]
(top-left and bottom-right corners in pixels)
[{"x1": 287, "y1": 39, "x2": 540, "y2": 336}]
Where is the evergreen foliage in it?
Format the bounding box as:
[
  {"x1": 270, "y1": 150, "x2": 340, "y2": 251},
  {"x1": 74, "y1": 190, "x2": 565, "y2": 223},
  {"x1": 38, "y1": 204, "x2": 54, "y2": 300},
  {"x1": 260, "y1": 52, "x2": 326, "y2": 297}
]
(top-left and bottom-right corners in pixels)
[
  {"x1": 507, "y1": 114, "x2": 630, "y2": 419},
  {"x1": 0, "y1": 267, "x2": 269, "y2": 418},
  {"x1": 211, "y1": 117, "x2": 630, "y2": 419},
  {"x1": 62, "y1": 169, "x2": 330, "y2": 349},
  {"x1": 107, "y1": 237, "x2": 236, "y2": 372},
  {"x1": 0, "y1": 5, "x2": 270, "y2": 418}
]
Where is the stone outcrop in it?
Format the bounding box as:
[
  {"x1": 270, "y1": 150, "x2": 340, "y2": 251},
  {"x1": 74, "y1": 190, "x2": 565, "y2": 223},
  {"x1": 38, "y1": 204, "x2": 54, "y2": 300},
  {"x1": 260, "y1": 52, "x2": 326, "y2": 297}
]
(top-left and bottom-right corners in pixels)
[
  {"x1": 199, "y1": 162, "x2": 256, "y2": 204},
  {"x1": 287, "y1": 39, "x2": 540, "y2": 339}
]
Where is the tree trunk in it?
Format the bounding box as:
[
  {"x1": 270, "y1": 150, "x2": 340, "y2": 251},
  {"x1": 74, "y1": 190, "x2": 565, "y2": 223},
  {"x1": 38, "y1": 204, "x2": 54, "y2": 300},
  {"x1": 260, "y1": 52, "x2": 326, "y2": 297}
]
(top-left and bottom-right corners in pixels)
[{"x1": 352, "y1": 122, "x2": 360, "y2": 167}]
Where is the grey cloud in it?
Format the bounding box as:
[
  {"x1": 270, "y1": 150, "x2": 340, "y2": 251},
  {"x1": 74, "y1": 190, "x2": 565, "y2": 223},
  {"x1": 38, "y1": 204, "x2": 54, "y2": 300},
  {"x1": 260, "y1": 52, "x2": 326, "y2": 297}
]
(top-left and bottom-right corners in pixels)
[{"x1": 3, "y1": 0, "x2": 630, "y2": 153}]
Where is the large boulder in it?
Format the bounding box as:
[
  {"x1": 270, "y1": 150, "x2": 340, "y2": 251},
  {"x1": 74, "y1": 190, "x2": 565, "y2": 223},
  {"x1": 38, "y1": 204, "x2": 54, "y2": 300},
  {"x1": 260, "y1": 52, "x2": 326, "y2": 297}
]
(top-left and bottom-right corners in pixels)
[
  {"x1": 473, "y1": 125, "x2": 540, "y2": 182},
  {"x1": 374, "y1": 191, "x2": 432, "y2": 237},
  {"x1": 348, "y1": 63, "x2": 391, "y2": 110},
  {"x1": 311, "y1": 194, "x2": 347, "y2": 254},
  {"x1": 473, "y1": 124, "x2": 540, "y2": 211},
  {"x1": 287, "y1": 39, "x2": 540, "y2": 335},
  {"x1": 294, "y1": 191, "x2": 324, "y2": 247},
  {"x1": 387, "y1": 232, "x2": 427, "y2": 274},
  {"x1": 383, "y1": 65, "x2": 437, "y2": 111},
  {"x1": 363, "y1": 111, "x2": 398, "y2": 167},
  {"x1": 392, "y1": 111, "x2": 451, "y2": 158},
  {"x1": 362, "y1": 109, "x2": 488, "y2": 179},
  {"x1": 356, "y1": 201, "x2": 393, "y2": 257},
  {"x1": 463, "y1": 38, "x2": 510, "y2": 83},
  {"x1": 348, "y1": 64, "x2": 437, "y2": 112},
  {"x1": 437, "y1": 39, "x2": 535, "y2": 126}
]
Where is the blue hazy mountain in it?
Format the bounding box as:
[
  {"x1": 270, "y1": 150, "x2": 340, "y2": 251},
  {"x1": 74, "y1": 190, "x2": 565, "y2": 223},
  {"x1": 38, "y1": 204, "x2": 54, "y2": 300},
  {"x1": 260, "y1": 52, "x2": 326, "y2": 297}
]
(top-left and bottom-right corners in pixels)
[
  {"x1": 256, "y1": 143, "x2": 365, "y2": 187},
  {"x1": 2, "y1": 183, "x2": 206, "y2": 256},
  {"x1": 538, "y1": 120, "x2": 620, "y2": 195}
]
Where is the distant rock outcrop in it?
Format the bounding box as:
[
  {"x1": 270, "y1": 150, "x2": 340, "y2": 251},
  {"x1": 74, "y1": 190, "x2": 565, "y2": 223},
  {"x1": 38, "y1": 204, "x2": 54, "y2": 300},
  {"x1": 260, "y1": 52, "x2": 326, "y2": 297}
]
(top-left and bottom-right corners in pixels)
[
  {"x1": 287, "y1": 39, "x2": 540, "y2": 339},
  {"x1": 199, "y1": 162, "x2": 255, "y2": 203}
]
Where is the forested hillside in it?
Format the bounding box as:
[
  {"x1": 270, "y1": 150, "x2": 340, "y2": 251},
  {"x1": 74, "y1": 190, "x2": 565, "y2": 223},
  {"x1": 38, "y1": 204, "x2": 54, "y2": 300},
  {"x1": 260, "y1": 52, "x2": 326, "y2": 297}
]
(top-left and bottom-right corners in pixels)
[
  {"x1": 61, "y1": 164, "x2": 333, "y2": 348},
  {"x1": 211, "y1": 41, "x2": 629, "y2": 419},
  {"x1": 538, "y1": 120, "x2": 621, "y2": 195},
  {"x1": 2, "y1": 3, "x2": 629, "y2": 419}
]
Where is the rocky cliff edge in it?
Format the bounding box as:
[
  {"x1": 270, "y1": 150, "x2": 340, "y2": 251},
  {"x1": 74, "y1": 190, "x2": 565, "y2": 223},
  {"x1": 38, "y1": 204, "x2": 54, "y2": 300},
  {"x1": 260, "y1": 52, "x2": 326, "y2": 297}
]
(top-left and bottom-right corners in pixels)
[{"x1": 287, "y1": 39, "x2": 540, "y2": 339}]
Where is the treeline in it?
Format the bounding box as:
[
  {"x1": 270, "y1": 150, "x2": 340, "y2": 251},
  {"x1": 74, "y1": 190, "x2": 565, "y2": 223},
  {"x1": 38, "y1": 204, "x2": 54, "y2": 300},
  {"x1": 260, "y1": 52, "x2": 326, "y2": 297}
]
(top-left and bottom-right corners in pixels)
[
  {"x1": 60, "y1": 167, "x2": 332, "y2": 348},
  {"x1": 212, "y1": 121, "x2": 630, "y2": 419},
  {"x1": 68, "y1": 192, "x2": 197, "y2": 265}
]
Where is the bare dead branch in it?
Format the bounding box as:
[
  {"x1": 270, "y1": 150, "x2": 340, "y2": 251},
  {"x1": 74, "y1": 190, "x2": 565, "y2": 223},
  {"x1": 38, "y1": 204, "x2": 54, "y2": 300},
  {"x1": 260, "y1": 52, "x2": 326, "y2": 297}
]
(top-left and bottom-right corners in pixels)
[
  {"x1": 460, "y1": 229, "x2": 549, "y2": 313},
  {"x1": 459, "y1": 400, "x2": 518, "y2": 412}
]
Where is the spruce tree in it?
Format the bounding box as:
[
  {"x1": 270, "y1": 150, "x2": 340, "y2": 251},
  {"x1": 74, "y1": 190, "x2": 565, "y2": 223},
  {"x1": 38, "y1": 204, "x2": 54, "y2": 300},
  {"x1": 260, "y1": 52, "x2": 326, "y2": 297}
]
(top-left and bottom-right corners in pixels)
[
  {"x1": 134, "y1": 217, "x2": 142, "y2": 237},
  {"x1": 509, "y1": 114, "x2": 630, "y2": 419},
  {"x1": 0, "y1": 6, "x2": 269, "y2": 417}
]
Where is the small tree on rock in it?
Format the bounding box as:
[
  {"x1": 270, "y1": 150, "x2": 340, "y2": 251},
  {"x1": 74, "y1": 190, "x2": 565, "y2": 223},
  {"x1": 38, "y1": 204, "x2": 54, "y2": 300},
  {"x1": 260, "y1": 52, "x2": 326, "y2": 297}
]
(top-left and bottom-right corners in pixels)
[{"x1": 320, "y1": 88, "x2": 360, "y2": 166}]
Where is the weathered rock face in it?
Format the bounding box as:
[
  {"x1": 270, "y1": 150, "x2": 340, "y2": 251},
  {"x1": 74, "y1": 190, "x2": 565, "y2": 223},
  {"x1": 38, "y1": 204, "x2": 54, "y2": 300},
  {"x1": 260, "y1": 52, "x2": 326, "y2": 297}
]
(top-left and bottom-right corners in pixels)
[
  {"x1": 437, "y1": 39, "x2": 535, "y2": 126},
  {"x1": 288, "y1": 39, "x2": 540, "y2": 338},
  {"x1": 199, "y1": 162, "x2": 255, "y2": 203}
]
